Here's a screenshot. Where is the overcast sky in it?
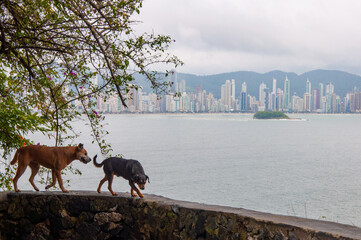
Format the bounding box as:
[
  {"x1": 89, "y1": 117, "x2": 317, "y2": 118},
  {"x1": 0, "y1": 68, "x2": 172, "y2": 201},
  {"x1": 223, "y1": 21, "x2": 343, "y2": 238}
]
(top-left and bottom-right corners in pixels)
[{"x1": 134, "y1": 0, "x2": 361, "y2": 76}]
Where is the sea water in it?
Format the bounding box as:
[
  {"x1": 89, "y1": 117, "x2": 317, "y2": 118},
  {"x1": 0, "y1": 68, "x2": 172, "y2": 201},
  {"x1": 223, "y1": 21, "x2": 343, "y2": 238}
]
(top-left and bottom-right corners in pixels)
[{"x1": 10, "y1": 113, "x2": 361, "y2": 227}]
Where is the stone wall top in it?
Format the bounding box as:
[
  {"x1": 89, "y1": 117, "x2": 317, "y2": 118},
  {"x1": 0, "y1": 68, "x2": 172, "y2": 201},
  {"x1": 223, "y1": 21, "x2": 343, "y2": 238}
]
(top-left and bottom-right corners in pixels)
[{"x1": 1, "y1": 191, "x2": 361, "y2": 239}]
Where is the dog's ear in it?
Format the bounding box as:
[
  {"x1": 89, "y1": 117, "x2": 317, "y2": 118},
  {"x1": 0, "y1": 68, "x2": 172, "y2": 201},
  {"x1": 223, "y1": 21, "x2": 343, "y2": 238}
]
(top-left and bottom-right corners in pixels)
[
  {"x1": 77, "y1": 143, "x2": 84, "y2": 149},
  {"x1": 146, "y1": 175, "x2": 150, "y2": 183}
]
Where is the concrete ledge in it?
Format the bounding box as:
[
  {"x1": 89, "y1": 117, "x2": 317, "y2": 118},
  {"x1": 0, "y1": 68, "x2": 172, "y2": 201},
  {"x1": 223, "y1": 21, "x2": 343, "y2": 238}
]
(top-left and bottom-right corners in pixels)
[{"x1": 0, "y1": 191, "x2": 360, "y2": 239}]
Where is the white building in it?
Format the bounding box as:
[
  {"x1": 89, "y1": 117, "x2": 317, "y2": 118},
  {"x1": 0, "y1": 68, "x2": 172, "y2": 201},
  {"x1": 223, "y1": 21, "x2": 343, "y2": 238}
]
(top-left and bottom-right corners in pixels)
[
  {"x1": 283, "y1": 76, "x2": 290, "y2": 110},
  {"x1": 259, "y1": 82, "x2": 267, "y2": 107},
  {"x1": 231, "y1": 79, "x2": 235, "y2": 102},
  {"x1": 292, "y1": 95, "x2": 304, "y2": 112},
  {"x1": 221, "y1": 80, "x2": 232, "y2": 109}
]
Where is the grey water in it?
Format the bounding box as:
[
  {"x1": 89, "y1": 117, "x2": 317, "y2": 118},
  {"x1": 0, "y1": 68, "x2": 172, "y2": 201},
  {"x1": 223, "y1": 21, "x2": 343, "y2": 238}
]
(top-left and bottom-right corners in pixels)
[{"x1": 12, "y1": 113, "x2": 361, "y2": 227}]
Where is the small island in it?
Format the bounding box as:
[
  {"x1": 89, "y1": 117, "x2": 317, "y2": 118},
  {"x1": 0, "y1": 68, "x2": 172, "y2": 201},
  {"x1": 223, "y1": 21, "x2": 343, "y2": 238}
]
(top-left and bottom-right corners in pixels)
[{"x1": 253, "y1": 111, "x2": 289, "y2": 119}]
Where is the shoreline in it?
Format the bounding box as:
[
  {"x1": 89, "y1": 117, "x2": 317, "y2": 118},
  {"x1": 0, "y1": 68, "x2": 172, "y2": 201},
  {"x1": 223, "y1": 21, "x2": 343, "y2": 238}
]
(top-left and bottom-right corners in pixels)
[{"x1": 97, "y1": 111, "x2": 360, "y2": 116}]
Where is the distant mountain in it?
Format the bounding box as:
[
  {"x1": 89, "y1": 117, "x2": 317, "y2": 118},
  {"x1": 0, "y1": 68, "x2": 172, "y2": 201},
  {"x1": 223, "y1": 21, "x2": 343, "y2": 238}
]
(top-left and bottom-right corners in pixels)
[{"x1": 134, "y1": 69, "x2": 361, "y2": 99}]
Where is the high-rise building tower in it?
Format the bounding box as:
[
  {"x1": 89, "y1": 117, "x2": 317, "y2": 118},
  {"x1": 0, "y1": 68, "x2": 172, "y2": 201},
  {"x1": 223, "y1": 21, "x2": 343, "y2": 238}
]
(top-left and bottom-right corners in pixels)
[
  {"x1": 283, "y1": 76, "x2": 290, "y2": 110},
  {"x1": 326, "y1": 82, "x2": 334, "y2": 94},
  {"x1": 264, "y1": 88, "x2": 270, "y2": 111},
  {"x1": 242, "y1": 82, "x2": 247, "y2": 93},
  {"x1": 179, "y1": 79, "x2": 186, "y2": 93},
  {"x1": 170, "y1": 69, "x2": 178, "y2": 93},
  {"x1": 270, "y1": 78, "x2": 277, "y2": 111},
  {"x1": 221, "y1": 84, "x2": 225, "y2": 104},
  {"x1": 312, "y1": 88, "x2": 321, "y2": 110},
  {"x1": 306, "y1": 78, "x2": 311, "y2": 94},
  {"x1": 231, "y1": 79, "x2": 235, "y2": 101},
  {"x1": 319, "y1": 83, "x2": 324, "y2": 98},
  {"x1": 221, "y1": 80, "x2": 232, "y2": 108},
  {"x1": 259, "y1": 82, "x2": 267, "y2": 107},
  {"x1": 272, "y1": 78, "x2": 277, "y2": 94},
  {"x1": 276, "y1": 89, "x2": 284, "y2": 111},
  {"x1": 226, "y1": 80, "x2": 231, "y2": 107},
  {"x1": 240, "y1": 82, "x2": 247, "y2": 112},
  {"x1": 325, "y1": 82, "x2": 334, "y2": 113},
  {"x1": 318, "y1": 83, "x2": 324, "y2": 111},
  {"x1": 303, "y1": 92, "x2": 311, "y2": 112}
]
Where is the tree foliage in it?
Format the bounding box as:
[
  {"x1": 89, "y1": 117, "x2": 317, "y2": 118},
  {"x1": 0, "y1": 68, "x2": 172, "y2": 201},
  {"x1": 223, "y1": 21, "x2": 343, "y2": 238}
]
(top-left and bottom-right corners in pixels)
[
  {"x1": 253, "y1": 111, "x2": 289, "y2": 119},
  {"x1": 0, "y1": 0, "x2": 182, "y2": 190}
]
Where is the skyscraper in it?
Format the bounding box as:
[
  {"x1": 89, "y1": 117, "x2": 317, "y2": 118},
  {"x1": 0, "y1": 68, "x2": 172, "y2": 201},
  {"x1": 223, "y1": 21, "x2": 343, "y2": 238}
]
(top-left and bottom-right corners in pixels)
[
  {"x1": 326, "y1": 82, "x2": 334, "y2": 113},
  {"x1": 221, "y1": 80, "x2": 232, "y2": 109},
  {"x1": 126, "y1": 85, "x2": 141, "y2": 112},
  {"x1": 179, "y1": 79, "x2": 186, "y2": 93},
  {"x1": 303, "y1": 92, "x2": 311, "y2": 112},
  {"x1": 240, "y1": 82, "x2": 247, "y2": 112},
  {"x1": 170, "y1": 69, "x2": 178, "y2": 93},
  {"x1": 312, "y1": 88, "x2": 320, "y2": 110},
  {"x1": 272, "y1": 78, "x2": 277, "y2": 94},
  {"x1": 292, "y1": 94, "x2": 303, "y2": 112},
  {"x1": 283, "y1": 76, "x2": 290, "y2": 110},
  {"x1": 231, "y1": 79, "x2": 235, "y2": 101},
  {"x1": 241, "y1": 82, "x2": 246, "y2": 92},
  {"x1": 259, "y1": 82, "x2": 267, "y2": 108},
  {"x1": 264, "y1": 88, "x2": 270, "y2": 111},
  {"x1": 318, "y1": 83, "x2": 324, "y2": 111},
  {"x1": 326, "y1": 82, "x2": 334, "y2": 94},
  {"x1": 221, "y1": 84, "x2": 225, "y2": 104},
  {"x1": 319, "y1": 83, "x2": 324, "y2": 98},
  {"x1": 306, "y1": 78, "x2": 311, "y2": 94},
  {"x1": 270, "y1": 78, "x2": 277, "y2": 111}
]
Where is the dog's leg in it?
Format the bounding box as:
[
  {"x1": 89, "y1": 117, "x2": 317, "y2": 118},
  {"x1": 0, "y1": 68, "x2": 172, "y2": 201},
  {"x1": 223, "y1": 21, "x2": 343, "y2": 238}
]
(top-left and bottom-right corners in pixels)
[
  {"x1": 12, "y1": 160, "x2": 28, "y2": 192},
  {"x1": 129, "y1": 181, "x2": 143, "y2": 198},
  {"x1": 133, "y1": 187, "x2": 144, "y2": 198},
  {"x1": 55, "y1": 170, "x2": 69, "y2": 193},
  {"x1": 130, "y1": 188, "x2": 137, "y2": 197},
  {"x1": 45, "y1": 170, "x2": 57, "y2": 190},
  {"x1": 107, "y1": 173, "x2": 117, "y2": 196},
  {"x1": 97, "y1": 175, "x2": 107, "y2": 193},
  {"x1": 28, "y1": 162, "x2": 40, "y2": 191}
]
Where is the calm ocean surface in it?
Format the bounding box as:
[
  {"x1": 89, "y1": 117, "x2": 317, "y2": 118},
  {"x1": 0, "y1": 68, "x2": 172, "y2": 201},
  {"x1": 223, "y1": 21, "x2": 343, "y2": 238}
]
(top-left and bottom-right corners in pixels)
[{"x1": 14, "y1": 114, "x2": 361, "y2": 227}]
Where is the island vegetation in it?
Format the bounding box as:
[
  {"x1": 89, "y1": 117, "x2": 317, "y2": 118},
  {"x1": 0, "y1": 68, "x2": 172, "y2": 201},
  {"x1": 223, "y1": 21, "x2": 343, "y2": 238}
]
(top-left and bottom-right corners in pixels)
[{"x1": 253, "y1": 111, "x2": 289, "y2": 119}]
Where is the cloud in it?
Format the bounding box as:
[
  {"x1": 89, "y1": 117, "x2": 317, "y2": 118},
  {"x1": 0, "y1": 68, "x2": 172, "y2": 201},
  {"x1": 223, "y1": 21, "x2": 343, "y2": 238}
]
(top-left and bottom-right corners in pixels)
[{"x1": 134, "y1": 0, "x2": 361, "y2": 75}]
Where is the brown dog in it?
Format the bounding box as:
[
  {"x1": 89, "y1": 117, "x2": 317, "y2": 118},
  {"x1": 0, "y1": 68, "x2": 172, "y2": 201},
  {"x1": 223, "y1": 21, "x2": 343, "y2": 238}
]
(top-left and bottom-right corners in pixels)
[{"x1": 10, "y1": 143, "x2": 91, "y2": 193}]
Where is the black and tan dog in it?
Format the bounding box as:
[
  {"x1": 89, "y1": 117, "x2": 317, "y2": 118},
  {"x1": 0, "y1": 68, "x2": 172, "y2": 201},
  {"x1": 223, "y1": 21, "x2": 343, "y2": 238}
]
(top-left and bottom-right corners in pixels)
[
  {"x1": 11, "y1": 143, "x2": 91, "y2": 193},
  {"x1": 93, "y1": 155, "x2": 149, "y2": 198}
]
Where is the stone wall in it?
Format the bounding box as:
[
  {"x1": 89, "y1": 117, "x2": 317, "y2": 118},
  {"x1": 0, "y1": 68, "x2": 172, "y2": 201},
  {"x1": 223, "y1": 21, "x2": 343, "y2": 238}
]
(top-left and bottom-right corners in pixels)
[{"x1": 0, "y1": 191, "x2": 360, "y2": 239}]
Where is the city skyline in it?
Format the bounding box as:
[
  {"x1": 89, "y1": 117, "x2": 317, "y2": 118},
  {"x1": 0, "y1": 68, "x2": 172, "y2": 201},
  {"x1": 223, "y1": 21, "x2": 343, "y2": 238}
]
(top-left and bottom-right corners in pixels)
[{"x1": 78, "y1": 71, "x2": 361, "y2": 114}]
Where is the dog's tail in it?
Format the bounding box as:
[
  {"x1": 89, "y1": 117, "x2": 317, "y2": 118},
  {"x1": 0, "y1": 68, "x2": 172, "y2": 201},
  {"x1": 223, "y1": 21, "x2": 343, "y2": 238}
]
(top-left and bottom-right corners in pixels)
[
  {"x1": 10, "y1": 150, "x2": 20, "y2": 165},
  {"x1": 93, "y1": 155, "x2": 104, "y2": 168}
]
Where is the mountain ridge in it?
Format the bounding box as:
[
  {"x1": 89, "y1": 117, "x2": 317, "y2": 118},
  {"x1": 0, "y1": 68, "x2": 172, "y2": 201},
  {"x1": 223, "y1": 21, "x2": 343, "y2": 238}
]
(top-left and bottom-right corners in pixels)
[{"x1": 135, "y1": 69, "x2": 361, "y2": 99}]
